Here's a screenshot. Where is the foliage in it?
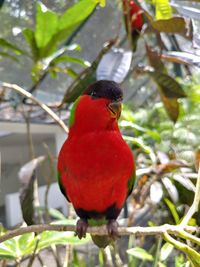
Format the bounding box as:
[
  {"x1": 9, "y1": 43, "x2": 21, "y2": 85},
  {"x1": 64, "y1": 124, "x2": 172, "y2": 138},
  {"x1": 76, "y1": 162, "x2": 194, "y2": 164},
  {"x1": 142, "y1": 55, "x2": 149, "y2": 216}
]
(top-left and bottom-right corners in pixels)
[{"x1": 0, "y1": 223, "x2": 90, "y2": 262}]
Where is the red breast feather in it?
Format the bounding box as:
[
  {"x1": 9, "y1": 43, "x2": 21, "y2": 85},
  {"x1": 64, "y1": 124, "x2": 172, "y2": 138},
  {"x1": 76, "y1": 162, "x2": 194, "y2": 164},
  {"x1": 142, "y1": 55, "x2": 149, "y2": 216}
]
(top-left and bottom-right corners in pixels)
[{"x1": 58, "y1": 95, "x2": 134, "y2": 215}]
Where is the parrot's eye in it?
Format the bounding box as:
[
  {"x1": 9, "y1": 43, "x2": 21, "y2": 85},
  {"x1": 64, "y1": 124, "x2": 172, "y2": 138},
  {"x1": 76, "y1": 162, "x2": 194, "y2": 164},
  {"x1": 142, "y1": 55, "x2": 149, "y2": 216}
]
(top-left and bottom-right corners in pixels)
[{"x1": 90, "y1": 91, "x2": 97, "y2": 97}]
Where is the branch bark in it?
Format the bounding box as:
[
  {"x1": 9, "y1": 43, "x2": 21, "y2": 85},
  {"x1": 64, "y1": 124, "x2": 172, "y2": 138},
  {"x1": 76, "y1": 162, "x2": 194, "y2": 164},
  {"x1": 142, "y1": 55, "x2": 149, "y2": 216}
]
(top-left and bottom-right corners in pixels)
[{"x1": 0, "y1": 224, "x2": 198, "y2": 244}]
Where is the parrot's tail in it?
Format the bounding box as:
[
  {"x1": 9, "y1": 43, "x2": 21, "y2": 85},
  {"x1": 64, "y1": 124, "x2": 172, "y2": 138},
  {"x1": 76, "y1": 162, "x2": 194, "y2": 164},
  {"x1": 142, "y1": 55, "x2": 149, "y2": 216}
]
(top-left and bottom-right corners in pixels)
[{"x1": 91, "y1": 235, "x2": 112, "y2": 248}]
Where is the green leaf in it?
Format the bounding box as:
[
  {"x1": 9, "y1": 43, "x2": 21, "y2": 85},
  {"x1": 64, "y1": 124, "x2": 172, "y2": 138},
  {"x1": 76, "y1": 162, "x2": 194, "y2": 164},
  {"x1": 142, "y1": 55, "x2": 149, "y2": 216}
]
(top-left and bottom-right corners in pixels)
[
  {"x1": 123, "y1": 135, "x2": 152, "y2": 154},
  {"x1": 22, "y1": 28, "x2": 39, "y2": 61},
  {"x1": 151, "y1": 17, "x2": 187, "y2": 34},
  {"x1": 18, "y1": 233, "x2": 36, "y2": 256},
  {"x1": 150, "y1": 71, "x2": 186, "y2": 99},
  {"x1": 120, "y1": 120, "x2": 161, "y2": 141},
  {"x1": 0, "y1": 38, "x2": 25, "y2": 55},
  {"x1": 35, "y1": 2, "x2": 59, "y2": 50},
  {"x1": 0, "y1": 233, "x2": 36, "y2": 260},
  {"x1": 175, "y1": 254, "x2": 186, "y2": 267},
  {"x1": 37, "y1": 230, "x2": 90, "y2": 251},
  {"x1": 95, "y1": 0, "x2": 106, "y2": 7},
  {"x1": 49, "y1": 66, "x2": 78, "y2": 78},
  {"x1": 51, "y1": 55, "x2": 91, "y2": 67},
  {"x1": 160, "y1": 93, "x2": 179, "y2": 122},
  {"x1": 144, "y1": 11, "x2": 187, "y2": 36},
  {"x1": 127, "y1": 247, "x2": 153, "y2": 261},
  {"x1": 137, "y1": 66, "x2": 186, "y2": 99},
  {"x1": 40, "y1": 0, "x2": 97, "y2": 58},
  {"x1": 0, "y1": 51, "x2": 19, "y2": 62},
  {"x1": 152, "y1": 0, "x2": 172, "y2": 20},
  {"x1": 160, "y1": 242, "x2": 174, "y2": 261},
  {"x1": 47, "y1": 208, "x2": 66, "y2": 220},
  {"x1": 0, "y1": 242, "x2": 17, "y2": 260},
  {"x1": 58, "y1": 0, "x2": 96, "y2": 33},
  {"x1": 164, "y1": 198, "x2": 180, "y2": 224}
]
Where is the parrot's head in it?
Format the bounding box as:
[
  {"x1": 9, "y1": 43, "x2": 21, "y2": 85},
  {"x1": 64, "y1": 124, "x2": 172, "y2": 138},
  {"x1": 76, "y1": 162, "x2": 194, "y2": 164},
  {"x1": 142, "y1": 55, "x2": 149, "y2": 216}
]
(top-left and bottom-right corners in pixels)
[{"x1": 69, "y1": 80, "x2": 123, "y2": 134}]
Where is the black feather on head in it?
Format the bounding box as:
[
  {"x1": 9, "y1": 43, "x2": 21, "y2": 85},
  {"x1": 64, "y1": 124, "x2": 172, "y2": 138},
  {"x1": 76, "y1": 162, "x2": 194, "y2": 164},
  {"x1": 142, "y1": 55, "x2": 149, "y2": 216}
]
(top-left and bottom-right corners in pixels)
[{"x1": 84, "y1": 80, "x2": 123, "y2": 101}]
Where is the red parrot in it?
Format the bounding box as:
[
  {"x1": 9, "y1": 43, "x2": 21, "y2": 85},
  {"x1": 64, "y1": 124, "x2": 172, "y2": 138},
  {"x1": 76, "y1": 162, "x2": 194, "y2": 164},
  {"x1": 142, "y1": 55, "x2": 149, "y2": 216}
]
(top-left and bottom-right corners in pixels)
[
  {"x1": 57, "y1": 80, "x2": 135, "y2": 247},
  {"x1": 122, "y1": 0, "x2": 144, "y2": 51}
]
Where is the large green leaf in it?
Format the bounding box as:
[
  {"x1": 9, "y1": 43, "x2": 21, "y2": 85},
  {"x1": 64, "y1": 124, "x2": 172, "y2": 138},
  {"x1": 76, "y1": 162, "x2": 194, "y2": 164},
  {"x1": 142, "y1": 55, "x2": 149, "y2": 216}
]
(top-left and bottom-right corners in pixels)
[
  {"x1": 35, "y1": 3, "x2": 59, "y2": 50},
  {"x1": 36, "y1": 0, "x2": 98, "y2": 59},
  {"x1": 0, "y1": 224, "x2": 90, "y2": 261},
  {"x1": 0, "y1": 233, "x2": 35, "y2": 260}
]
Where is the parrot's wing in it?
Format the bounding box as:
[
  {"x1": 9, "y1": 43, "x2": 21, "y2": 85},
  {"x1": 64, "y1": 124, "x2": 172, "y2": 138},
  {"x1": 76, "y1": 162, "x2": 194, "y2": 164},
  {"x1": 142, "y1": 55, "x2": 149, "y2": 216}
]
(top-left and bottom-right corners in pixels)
[
  {"x1": 127, "y1": 171, "x2": 136, "y2": 198},
  {"x1": 57, "y1": 171, "x2": 71, "y2": 202}
]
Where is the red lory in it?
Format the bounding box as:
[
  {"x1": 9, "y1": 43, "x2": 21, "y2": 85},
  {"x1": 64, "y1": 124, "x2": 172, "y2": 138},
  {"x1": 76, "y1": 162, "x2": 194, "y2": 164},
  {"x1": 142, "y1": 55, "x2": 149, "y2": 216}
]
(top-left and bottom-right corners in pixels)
[
  {"x1": 122, "y1": 0, "x2": 144, "y2": 52},
  {"x1": 57, "y1": 80, "x2": 135, "y2": 248}
]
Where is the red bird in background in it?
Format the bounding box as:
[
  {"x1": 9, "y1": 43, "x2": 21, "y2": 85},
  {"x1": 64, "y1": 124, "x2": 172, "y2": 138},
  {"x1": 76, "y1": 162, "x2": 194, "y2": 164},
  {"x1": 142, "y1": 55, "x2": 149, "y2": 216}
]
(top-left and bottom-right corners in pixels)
[
  {"x1": 122, "y1": 0, "x2": 144, "y2": 51},
  {"x1": 57, "y1": 80, "x2": 135, "y2": 248}
]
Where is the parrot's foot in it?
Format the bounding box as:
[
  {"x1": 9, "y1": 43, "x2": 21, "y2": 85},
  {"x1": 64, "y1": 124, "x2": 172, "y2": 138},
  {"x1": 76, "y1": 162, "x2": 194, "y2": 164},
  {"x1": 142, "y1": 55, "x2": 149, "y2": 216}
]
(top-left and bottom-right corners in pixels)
[
  {"x1": 107, "y1": 219, "x2": 119, "y2": 239},
  {"x1": 75, "y1": 219, "x2": 88, "y2": 239}
]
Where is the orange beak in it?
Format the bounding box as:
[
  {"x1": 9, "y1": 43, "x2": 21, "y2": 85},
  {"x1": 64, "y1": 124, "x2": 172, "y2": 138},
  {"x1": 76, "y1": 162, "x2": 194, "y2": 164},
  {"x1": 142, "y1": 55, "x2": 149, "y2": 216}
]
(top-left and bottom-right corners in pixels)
[{"x1": 108, "y1": 101, "x2": 122, "y2": 120}]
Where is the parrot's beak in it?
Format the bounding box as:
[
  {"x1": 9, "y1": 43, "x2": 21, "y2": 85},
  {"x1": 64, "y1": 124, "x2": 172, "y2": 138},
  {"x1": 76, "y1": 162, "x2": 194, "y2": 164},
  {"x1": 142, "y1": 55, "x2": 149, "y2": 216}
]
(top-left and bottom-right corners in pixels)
[{"x1": 108, "y1": 101, "x2": 122, "y2": 120}]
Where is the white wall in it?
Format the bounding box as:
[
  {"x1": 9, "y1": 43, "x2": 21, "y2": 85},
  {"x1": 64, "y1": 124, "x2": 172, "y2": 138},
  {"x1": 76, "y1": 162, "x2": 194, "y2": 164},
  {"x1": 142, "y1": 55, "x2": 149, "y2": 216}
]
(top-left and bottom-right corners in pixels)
[{"x1": 0, "y1": 123, "x2": 68, "y2": 227}]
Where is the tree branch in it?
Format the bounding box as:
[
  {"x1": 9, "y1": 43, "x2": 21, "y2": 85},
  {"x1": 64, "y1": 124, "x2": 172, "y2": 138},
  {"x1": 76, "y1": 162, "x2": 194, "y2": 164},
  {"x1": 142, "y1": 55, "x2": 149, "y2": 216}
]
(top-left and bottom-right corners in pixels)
[
  {"x1": 0, "y1": 82, "x2": 69, "y2": 133},
  {"x1": 0, "y1": 224, "x2": 198, "y2": 244}
]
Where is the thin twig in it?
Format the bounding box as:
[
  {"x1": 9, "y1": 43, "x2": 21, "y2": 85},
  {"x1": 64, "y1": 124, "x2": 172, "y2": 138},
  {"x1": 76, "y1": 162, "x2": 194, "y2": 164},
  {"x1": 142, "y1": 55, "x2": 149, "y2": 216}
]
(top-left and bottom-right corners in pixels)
[
  {"x1": 1, "y1": 82, "x2": 68, "y2": 133},
  {"x1": 180, "y1": 163, "x2": 200, "y2": 227},
  {"x1": 27, "y1": 236, "x2": 40, "y2": 267},
  {"x1": 0, "y1": 224, "x2": 198, "y2": 244}
]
